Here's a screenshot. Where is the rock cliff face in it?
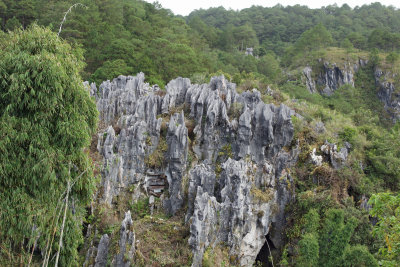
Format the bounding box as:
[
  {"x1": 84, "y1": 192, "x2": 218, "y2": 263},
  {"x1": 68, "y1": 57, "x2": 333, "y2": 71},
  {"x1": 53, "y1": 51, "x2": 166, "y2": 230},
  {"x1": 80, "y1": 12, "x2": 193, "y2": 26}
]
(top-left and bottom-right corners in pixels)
[
  {"x1": 316, "y1": 62, "x2": 355, "y2": 95},
  {"x1": 303, "y1": 61, "x2": 361, "y2": 95},
  {"x1": 375, "y1": 68, "x2": 400, "y2": 122},
  {"x1": 84, "y1": 73, "x2": 298, "y2": 266},
  {"x1": 302, "y1": 59, "x2": 400, "y2": 122}
]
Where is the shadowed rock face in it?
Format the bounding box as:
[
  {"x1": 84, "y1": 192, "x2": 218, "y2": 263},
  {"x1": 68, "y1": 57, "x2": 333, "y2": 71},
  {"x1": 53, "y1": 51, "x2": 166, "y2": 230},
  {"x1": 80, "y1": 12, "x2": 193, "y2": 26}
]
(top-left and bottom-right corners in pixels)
[
  {"x1": 85, "y1": 212, "x2": 135, "y2": 267},
  {"x1": 375, "y1": 68, "x2": 400, "y2": 122},
  {"x1": 317, "y1": 62, "x2": 355, "y2": 96},
  {"x1": 188, "y1": 158, "x2": 295, "y2": 267},
  {"x1": 87, "y1": 73, "x2": 297, "y2": 267},
  {"x1": 303, "y1": 62, "x2": 356, "y2": 95},
  {"x1": 301, "y1": 59, "x2": 400, "y2": 122}
]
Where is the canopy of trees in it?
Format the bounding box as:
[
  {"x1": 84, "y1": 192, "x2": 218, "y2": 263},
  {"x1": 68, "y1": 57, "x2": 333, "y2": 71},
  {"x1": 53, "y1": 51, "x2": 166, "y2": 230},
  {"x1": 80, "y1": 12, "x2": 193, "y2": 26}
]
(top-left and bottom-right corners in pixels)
[{"x1": 2, "y1": 1, "x2": 400, "y2": 86}]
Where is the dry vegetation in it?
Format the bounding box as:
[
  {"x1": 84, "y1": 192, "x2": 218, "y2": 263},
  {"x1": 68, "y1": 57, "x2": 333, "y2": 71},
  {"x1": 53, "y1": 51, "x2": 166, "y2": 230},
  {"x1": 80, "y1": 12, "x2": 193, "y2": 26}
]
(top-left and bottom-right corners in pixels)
[{"x1": 133, "y1": 211, "x2": 192, "y2": 267}]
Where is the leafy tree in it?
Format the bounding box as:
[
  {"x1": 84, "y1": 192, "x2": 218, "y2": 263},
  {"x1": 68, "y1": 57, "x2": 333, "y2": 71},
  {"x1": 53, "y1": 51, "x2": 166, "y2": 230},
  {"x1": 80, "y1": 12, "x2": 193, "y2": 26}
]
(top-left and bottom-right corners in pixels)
[
  {"x1": 369, "y1": 193, "x2": 400, "y2": 266},
  {"x1": 342, "y1": 245, "x2": 379, "y2": 267},
  {"x1": 341, "y1": 38, "x2": 354, "y2": 54},
  {"x1": 297, "y1": 233, "x2": 319, "y2": 267},
  {"x1": 0, "y1": 25, "x2": 97, "y2": 265},
  {"x1": 303, "y1": 209, "x2": 320, "y2": 234},
  {"x1": 0, "y1": 0, "x2": 7, "y2": 28},
  {"x1": 257, "y1": 52, "x2": 282, "y2": 82},
  {"x1": 296, "y1": 209, "x2": 320, "y2": 267},
  {"x1": 238, "y1": 54, "x2": 257, "y2": 73},
  {"x1": 232, "y1": 23, "x2": 258, "y2": 50},
  {"x1": 92, "y1": 59, "x2": 134, "y2": 85},
  {"x1": 4, "y1": 16, "x2": 21, "y2": 30},
  {"x1": 369, "y1": 48, "x2": 381, "y2": 67},
  {"x1": 218, "y1": 24, "x2": 235, "y2": 51},
  {"x1": 145, "y1": 38, "x2": 203, "y2": 82},
  {"x1": 188, "y1": 15, "x2": 219, "y2": 47},
  {"x1": 295, "y1": 24, "x2": 333, "y2": 53},
  {"x1": 318, "y1": 209, "x2": 358, "y2": 267},
  {"x1": 368, "y1": 29, "x2": 400, "y2": 51},
  {"x1": 347, "y1": 32, "x2": 367, "y2": 50},
  {"x1": 386, "y1": 52, "x2": 400, "y2": 64},
  {"x1": 368, "y1": 123, "x2": 400, "y2": 189}
]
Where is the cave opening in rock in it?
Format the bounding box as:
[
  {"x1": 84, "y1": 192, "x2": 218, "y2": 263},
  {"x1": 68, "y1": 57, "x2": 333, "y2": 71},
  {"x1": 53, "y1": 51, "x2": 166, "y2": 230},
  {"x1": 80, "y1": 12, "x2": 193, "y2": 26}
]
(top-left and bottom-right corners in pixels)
[{"x1": 255, "y1": 234, "x2": 276, "y2": 267}]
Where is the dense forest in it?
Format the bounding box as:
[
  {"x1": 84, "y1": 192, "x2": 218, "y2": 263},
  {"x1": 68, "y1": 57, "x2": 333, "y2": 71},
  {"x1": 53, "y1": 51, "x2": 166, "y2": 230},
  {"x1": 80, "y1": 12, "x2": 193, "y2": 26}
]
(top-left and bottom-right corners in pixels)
[
  {"x1": 0, "y1": 0, "x2": 400, "y2": 266},
  {"x1": 2, "y1": 1, "x2": 400, "y2": 85}
]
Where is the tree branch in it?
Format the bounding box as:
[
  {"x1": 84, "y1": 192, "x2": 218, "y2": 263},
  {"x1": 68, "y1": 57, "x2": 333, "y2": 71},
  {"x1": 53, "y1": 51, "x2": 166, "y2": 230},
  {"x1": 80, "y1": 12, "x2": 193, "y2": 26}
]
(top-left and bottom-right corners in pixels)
[{"x1": 58, "y1": 3, "x2": 87, "y2": 36}]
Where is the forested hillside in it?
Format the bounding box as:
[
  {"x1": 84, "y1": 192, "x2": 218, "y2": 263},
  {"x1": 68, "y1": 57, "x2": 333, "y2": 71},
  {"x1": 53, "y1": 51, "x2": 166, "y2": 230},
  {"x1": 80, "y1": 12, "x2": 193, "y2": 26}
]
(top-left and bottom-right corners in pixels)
[
  {"x1": 1, "y1": 1, "x2": 400, "y2": 266},
  {"x1": 2, "y1": 1, "x2": 400, "y2": 85}
]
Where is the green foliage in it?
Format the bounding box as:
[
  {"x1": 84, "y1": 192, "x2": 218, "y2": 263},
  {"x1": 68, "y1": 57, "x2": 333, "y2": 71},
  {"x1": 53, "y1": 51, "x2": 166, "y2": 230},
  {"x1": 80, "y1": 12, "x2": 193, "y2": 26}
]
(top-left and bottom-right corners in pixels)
[
  {"x1": 228, "y1": 102, "x2": 243, "y2": 120},
  {"x1": 338, "y1": 126, "x2": 357, "y2": 145},
  {"x1": 251, "y1": 186, "x2": 274, "y2": 203},
  {"x1": 297, "y1": 233, "x2": 319, "y2": 267},
  {"x1": 218, "y1": 144, "x2": 233, "y2": 159},
  {"x1": 2, "y1": 2, "x2": 400, "y2": 266},
  {"x1": 369, "y1": 48, "x2": 381, "y2": 67},
  {"x1": 303, "y1": 209, "x2": 320, "y2": 234},
  {"x1": 342, "y1": 245, "x2": 378, "y2": 267},
  {"x1": 5, "y1": 16, "x2": 21, "y2": 30},
  {"x1": 92, "y1": 59, "x2": 134, "y2": 85},
  {"x1": 295, "y1": 24, "x2": 333, "y2": 53},
  {"x1": 283, "y1": 24, "x2": 332, "y2": 66},
  {"x1": 367, "y1": 124, "x2": 400, "y2": 189},
  {"x1": 296, "y1": 209, "x2": 320, "y2": 266},
  {"x1": 318, "y1": 209, "x2": 358, "y2": 267},
  {"x1": 202, "y1": 245, "x2": 233, "y2": 267},
  {"x1": 368, "y1": 29, "x2": 400, "y2": 52},
  {"x1": 257, "y1": 52, "x2": 282, "y2": 82},
  {"x1": 369, "y1": 193, "x2": 400, "y2": 265},
  {"x1": 341, "y1": 38, "x2": 354, "y2": 52},
  {"x1": 386, "y1": 52, "x2": 400, "y2": 64},
  {"x1": 130, "y1": 198, "x2": 150, "y2": 219},
  {"x1": 0, "y1": 24, "x2": 98, "y2": 265}
]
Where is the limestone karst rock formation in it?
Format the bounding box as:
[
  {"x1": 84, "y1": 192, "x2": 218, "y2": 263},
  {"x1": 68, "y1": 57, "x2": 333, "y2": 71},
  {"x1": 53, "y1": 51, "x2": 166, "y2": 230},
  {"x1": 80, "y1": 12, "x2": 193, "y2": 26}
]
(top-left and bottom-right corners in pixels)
[
  {"x1": 84, "y1": 73, "x2": 298, "y2": 266},
  {"x1": 302, "y1": 59, "x2": 400, "y2": 122},
  {"x1": 375, "y1": 68, "x2": 400, "y2": 122}
]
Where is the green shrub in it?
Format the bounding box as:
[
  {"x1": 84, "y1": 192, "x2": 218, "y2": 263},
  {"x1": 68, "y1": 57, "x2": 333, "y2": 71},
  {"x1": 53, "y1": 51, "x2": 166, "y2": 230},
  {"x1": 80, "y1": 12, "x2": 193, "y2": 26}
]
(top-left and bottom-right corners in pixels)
[
  {"x1": 297, "y1": 233, "x2": 319, "y2": 267},
  {"x1": 339, "y1": 126, "x2": 357, "y2": 145},
  {"x1": 303, "y1": 209, "x2": 320, "y2": 234},
  {"x1": 319, "y1": 209, "x2": 358, "y2": 267},
  {"x1": 342, "y1": 245, "x2": 378, "y2": 267},
  {"x1": 130, "y1": 198, "x2": 150, "y2": 219}
]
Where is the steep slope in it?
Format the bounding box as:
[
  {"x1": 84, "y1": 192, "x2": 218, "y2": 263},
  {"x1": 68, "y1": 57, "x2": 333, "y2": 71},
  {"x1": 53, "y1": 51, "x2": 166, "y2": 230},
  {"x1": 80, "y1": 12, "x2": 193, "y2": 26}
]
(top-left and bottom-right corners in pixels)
[{"x1": 301, "y1": 52, "x2": 400, "y2": 122}]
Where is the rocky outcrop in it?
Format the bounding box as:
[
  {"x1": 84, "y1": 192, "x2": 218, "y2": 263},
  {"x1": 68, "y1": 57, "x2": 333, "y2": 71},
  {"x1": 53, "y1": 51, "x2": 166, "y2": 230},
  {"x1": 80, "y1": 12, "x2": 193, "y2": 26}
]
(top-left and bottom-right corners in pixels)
[
  {"x1": 303, "y1": 62, "x2": 356, "y2": 95},
  {"x1": 94, "y1": 235, "x2": 109, "y2": 267},
  {"x1": 188, "y1": 157, "x2": 295, "y2": 267},
  {"x1": 163, "y1": 111, "x2": 189, "y2": 215},
  {"x1": 302, "y1": 59, "x2": 400, "y2": 122},
  {"x1": 302, "y1": 59, "x2": 371, "y2": 96},
  {"x1": 303, "y1": 66, "x2": 316, "y2": 93},
  {"x1": 375, "y1": 68, "x2": 400, "y2": 122},
  {"x1": 93, "y1": 74, "x2": 163, "y2": 205},
  {"x1": 316, "y1": 62, "x2": 355, "y2": 95},
  {"x1": 113, "y1": 211, "x2": 135, "y2": 267},
  {"x1": 88, "y1": 73, "x2": 297, "y2": 266},
  {"x1": 185, "y1": 164, "x2": 216, "y2": 223},
  {"x1": 320, "y1": 141, "x2": 351, "y2": 169},
  {"x1": 310, "y1": 148, "x2": 323, "y2": 166},
  {"x1": 84, "y1": 212, "x2": 135, "y2": 267}
]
